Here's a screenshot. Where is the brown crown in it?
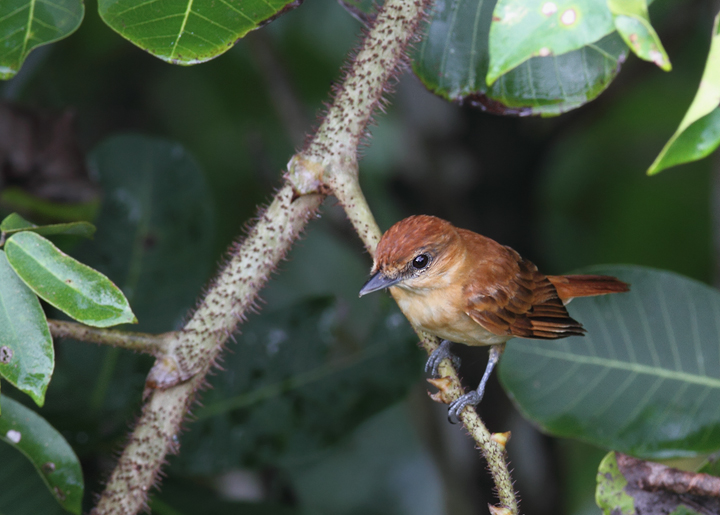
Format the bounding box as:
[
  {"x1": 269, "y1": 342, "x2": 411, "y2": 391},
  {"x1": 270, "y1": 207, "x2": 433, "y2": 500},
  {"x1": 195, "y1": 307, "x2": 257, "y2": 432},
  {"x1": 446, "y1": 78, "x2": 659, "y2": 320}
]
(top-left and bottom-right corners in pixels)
[{"x1": 374, "y1": 215, "x2": 458, "y2": 272}]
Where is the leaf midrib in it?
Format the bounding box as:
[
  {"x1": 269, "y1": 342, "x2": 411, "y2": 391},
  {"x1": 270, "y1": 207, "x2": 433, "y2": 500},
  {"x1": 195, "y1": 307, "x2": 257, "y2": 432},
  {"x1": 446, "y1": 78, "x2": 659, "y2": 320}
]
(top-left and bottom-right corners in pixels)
[{"x1": 513, "y1": 346, "x2": 720, "y2": 389}]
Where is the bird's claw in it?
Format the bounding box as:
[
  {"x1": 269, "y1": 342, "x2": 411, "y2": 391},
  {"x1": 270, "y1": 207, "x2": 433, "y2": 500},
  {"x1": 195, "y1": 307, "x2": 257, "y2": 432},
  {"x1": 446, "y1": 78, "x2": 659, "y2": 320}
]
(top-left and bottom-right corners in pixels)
[
  {"x1": 448, "y1": 390, "x2": 482, "y2": 424},
  {"x1": 425, "y1": 340, "x2": 461, "y2": 377}
]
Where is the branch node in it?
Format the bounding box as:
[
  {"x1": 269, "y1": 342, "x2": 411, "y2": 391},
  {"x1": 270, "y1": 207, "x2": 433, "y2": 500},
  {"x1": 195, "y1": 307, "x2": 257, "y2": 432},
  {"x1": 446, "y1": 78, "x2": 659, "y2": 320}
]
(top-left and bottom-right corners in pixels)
[
  {"x1": 287, "y1": 154, "x2": 326, "y2": 196},
  {"x1": 491, "y1": 431, "x2": 511, "y2": 451}
]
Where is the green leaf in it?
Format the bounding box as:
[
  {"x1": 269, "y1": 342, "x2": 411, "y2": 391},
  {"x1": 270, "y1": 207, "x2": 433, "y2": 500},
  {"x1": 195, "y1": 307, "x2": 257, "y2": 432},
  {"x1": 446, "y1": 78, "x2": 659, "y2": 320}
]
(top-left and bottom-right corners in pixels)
[
  {"x1": 607, "y1": 0, "x2": 670, "y2": 71},
  {"x1": 596, "y1": 452, "x2": 634, "y2": 515},
  {"x1": 487, "y1": 0, "x2": 614, "y2": 85},
  {"x1": 98, "y1": 0, "x2": 302, "y2": 65},
  {"x1": 648, "y1": 12, "x2": 720, "y2": 174},
  {"x1": 0, "y1": 396, "x2": 83, "y2": 514},
  {"x1": 412, "y1": 0, "x2": 628, "y2": 116},
  {"x1": 0, "y1": 0, "x2": 84, "y2": 80},
  {"x1": 5, "y1": 231, "x2": 137, "y2": 328},
  {"x1": 0, "y1": 250, "x2": 53, "y2": 407},
  {"x1": 500, "y1": 265, "x2": 720, "y2": 459},
  {"x1": 1, "y1": 213, "x2": 96, "y2": 242},
  {"x1": 176, "y1": 296, "x2": 423, "y2": 474}
]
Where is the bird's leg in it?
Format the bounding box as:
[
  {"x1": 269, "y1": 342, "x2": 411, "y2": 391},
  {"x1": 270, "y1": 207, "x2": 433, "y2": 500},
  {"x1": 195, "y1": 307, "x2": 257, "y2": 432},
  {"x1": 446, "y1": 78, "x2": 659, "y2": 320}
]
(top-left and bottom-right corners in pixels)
[
  {"x1": 425, "y1": 340, "x2": 461, "y2": 377},
  {"x1": 448, "y1": 343, "x2": 505, "y2": 423}
]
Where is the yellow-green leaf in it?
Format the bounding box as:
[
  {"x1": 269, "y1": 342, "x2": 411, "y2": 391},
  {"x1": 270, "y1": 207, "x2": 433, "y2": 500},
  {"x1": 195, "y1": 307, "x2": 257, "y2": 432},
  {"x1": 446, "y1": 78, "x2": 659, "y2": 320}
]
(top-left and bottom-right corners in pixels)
[
  {"x1": 5, "y1": 231, "x2": 137, "y2": 328},
  {"x1": 648, "y1": 12, "x2": 720, "y2": 174}
]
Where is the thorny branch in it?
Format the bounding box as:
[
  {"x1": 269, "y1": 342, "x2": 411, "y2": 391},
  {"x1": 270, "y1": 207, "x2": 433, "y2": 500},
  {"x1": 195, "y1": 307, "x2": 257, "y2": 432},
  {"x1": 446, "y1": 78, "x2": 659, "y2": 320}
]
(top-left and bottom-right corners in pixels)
[
  {"x1": 79, "y1": 0, "x2": 521, "y2": 513},
  {"x1": 618, "y1": 453, "x2": 720, "y2": 497}
]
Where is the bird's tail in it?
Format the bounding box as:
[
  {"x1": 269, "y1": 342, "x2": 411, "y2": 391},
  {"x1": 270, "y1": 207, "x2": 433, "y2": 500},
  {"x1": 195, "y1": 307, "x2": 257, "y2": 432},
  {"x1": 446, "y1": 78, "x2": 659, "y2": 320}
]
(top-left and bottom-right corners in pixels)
[{"x1": 548, "y1": 275, "x2": 630, "y2": 303}]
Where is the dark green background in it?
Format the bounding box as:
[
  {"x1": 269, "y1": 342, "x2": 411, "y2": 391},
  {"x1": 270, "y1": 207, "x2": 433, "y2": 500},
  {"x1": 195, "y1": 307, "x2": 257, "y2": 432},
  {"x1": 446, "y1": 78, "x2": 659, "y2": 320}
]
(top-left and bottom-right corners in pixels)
[{"x1": 1, "y1": 0, "x2": 718, "y2": 514}]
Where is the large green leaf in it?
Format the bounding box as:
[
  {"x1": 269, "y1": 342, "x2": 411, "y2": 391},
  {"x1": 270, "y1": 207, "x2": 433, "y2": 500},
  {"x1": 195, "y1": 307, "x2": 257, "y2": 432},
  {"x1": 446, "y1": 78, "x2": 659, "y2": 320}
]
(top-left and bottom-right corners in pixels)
[
  {"x1": 412, "y1": 0, "x2": 628, "y2": 116},
  {"x1": 0, "y1": 250, "x2": 53, "y2": 407},
  {"x1": 500, "y1": 266, "x2": 720, "y2": 459},
  {"x1": 0, "y1": 213, "x2": 96, "y2": 241},
  {"x1": 5, "y1": 231, "x2": 137, "y2": 328},
  {"x1": 98, "y1": 0, "x2": 302, "y2": 65},
  {"x1": 0, "y1": 0, "x2": 84, "y2": 80},
  {"x1": 648, "y1": 12, "x2": 720, "y2": 175},
  {"x1": 0, "y1": 396, "x2": 83, "y2": 514},
  {"x1": 175, "y1": 296, "x2": 422, "y2": 474}
]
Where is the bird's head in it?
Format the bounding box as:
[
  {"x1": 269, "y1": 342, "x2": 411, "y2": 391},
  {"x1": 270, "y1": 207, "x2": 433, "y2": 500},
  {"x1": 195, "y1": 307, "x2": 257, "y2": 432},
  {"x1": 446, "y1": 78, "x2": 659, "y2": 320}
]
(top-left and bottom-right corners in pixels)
[{"x1": 359, "y1": 215, "x2": 461, "y2": 296}]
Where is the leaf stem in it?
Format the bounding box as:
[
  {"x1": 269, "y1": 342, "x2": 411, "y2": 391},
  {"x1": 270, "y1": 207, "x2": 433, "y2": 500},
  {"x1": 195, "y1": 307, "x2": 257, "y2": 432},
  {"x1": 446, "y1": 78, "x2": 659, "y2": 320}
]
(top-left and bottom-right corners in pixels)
[{"x1": 47, "y1": 319, "x2": 167, "y2": 356}]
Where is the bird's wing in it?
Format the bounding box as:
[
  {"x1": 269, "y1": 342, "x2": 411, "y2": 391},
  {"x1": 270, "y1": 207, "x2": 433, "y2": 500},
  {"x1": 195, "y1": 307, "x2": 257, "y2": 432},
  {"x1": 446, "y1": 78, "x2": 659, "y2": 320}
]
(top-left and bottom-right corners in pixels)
[{"x1": 463, "y1": 243, "x2": 585, "y2": 340}]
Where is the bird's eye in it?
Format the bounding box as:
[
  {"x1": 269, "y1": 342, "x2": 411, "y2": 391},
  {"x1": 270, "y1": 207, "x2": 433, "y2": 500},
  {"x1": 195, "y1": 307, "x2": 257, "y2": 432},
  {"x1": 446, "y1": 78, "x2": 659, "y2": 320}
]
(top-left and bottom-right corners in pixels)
[{"x1": 412, "y1": 254, "x2": 430, "y2": 269}]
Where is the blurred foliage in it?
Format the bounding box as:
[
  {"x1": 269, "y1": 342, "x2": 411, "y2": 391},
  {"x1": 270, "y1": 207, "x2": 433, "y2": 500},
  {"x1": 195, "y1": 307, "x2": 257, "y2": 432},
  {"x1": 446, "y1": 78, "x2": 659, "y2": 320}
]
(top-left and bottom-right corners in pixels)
[{"x1": 1, "y1": 0, "x2": 720, "y2": 514}]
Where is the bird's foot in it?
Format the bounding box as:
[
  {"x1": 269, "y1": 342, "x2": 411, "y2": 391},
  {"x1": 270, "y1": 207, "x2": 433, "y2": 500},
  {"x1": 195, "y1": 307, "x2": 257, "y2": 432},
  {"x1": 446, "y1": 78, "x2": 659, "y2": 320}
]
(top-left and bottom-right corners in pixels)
[
  {"x1": 425, "y1": 340, "x2": 461, "y2": 377},
  {"x1": 446, "y1": 344, "x2": 504, "y2": 423},
  {"x1": 448, "y1": 390, "x2": 483, "y2": 424}
]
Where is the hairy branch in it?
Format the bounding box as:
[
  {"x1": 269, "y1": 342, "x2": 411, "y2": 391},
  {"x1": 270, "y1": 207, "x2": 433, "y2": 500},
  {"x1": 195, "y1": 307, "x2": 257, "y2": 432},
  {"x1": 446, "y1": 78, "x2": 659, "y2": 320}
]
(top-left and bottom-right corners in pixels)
[{"x1": 47, "y1": 320, "x2": 168, "y2": 356}]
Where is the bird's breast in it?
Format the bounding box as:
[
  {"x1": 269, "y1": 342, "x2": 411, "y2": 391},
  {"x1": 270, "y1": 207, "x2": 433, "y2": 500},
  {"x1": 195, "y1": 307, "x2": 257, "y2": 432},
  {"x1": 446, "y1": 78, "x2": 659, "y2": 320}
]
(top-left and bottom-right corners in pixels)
[{"x1": 390, "y1": 284, "x2": 510, "y2": 346}]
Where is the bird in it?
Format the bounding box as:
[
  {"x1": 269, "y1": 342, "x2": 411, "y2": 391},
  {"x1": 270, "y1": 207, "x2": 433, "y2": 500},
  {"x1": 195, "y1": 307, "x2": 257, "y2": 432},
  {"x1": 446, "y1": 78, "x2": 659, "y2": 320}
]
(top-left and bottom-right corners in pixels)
[{"x1": 359, "y1": 215, "x2": 629, "y2": 421}]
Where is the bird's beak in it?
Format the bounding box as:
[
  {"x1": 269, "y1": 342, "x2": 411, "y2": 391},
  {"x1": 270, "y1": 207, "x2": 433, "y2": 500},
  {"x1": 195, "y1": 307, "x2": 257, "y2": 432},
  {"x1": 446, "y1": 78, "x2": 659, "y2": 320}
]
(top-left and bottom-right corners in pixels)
[{"x1": 359, "y1": 272, "x2": 403, "y2": 297}]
